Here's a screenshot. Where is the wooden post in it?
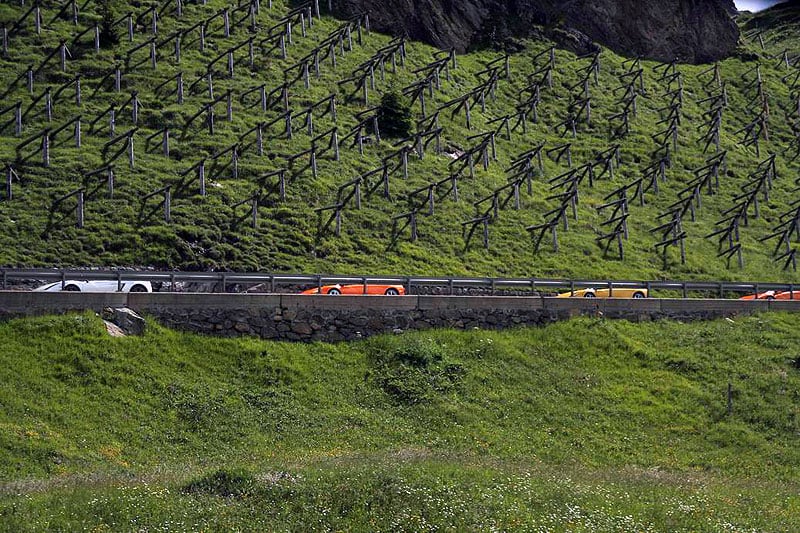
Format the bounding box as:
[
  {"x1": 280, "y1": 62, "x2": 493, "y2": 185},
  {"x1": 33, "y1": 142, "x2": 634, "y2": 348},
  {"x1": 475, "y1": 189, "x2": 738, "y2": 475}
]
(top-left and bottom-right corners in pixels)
[
  {"x1": 232, "y1": 146, "x2": 238, "y2": 179},
  {"x1": 162, "y1": 128, "x2": 169, "y2": 157},
  {"x1": 199, "y1": 161, "x2": 206, "y2": 196},
  {"x1": 76, "y1": 190, "x2": 84, "y2": 228},
  {"x1": 42, "y1": 131, "x2": 50, "y2": 167},
  {"x1": 107, "y1": 167, "x2": 114, "y2": 198},
  {"x1": 332, "y1": 129, "x2": 339, "y2": 161},
  {"x1": 45, "y1": 88, "x2": 52, "y2": 122},
  {"x1": 200, "y1": 24, "x2": 205, "y2": 52},
  {"x1": 164, "y1": 187, "x2": 171, "y2": 222},
  {"x1": 115, "y1": 68, "x2": 121, "y2": 92},
  {"x1": 132, "y1": 92, "x2": 139, "y2": 124},
  {"x1": 74, "y1": 117, "x2": 81, "y2": 148},
  {"x1": 60, "y1": 41, "x2": 68, "y2": 71},
  {"x1": 127, "y1": 13, "x2": 133, "y2": 42},
  {"x1": 5, "y1": 167, "x2": 12, "y2": 201},
  {"x1": 15, "y1": 102, "x2": 21, "y2": 136},
  {"x1": 223, "y1": 9, "x2": 230, "y2": 37},
  {"x1": 128, "y1": 133, "x2": 135, "y2": 169},
  {"x1": 175, "y1": 33, "x2": 181, "y2": 63},
  {"x1": 177, "y1": 71, "x2": 184, "y2": 104}
]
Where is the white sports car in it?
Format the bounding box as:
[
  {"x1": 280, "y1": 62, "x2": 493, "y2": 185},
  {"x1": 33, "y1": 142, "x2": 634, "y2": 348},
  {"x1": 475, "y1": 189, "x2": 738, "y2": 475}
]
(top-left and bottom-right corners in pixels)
[{"x1": 34, "y1": 280, "x2": 152, "y2": 293}]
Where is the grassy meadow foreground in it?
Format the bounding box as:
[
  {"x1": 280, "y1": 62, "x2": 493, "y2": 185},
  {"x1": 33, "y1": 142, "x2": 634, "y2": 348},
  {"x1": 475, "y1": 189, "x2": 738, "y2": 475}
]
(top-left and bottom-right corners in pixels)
[{"x1": 0, "y1": 313, "x2": 798, "y2": 530}]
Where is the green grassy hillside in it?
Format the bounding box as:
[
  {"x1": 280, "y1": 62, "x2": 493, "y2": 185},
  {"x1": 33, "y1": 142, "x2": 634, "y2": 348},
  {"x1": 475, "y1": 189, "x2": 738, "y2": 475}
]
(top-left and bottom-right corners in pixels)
[
  {"x1": 0, "y1": 1, "x2": 799, "y2": 282},
  {"x1": 0, "y1": 313, "x2": 798, "y2": 530}
]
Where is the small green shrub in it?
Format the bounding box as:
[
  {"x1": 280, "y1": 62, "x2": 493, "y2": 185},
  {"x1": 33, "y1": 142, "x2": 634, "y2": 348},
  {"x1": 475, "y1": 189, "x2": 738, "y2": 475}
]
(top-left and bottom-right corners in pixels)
[
  {"x1": 182, "y1": 469, "x2": 257, "y2": 499},
  {"x1": 368, "y1": 337, "x2": 464, "y2": 405}
]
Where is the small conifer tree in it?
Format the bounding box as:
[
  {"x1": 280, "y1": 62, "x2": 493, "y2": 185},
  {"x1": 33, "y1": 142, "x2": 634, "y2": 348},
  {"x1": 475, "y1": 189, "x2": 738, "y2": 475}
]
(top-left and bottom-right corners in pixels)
[
  {"x1": 98, "y1": 0, "x2": 120, "y2": 48},
  {"x1": 376, "y1": 91, "x2": 413, "y2": 139}
]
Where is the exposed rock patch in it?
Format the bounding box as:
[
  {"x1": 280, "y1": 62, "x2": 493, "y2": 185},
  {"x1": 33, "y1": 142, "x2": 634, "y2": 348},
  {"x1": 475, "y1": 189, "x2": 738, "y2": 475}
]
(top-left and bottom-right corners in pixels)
[{"x1": 331, "y1": 0, "x2": 739, "y2": 63}]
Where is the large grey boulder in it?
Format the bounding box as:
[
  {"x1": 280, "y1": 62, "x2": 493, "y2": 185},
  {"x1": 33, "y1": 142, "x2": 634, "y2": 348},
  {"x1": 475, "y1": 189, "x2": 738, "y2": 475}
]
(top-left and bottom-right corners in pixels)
[{"x1": 103, "y1": 307, "x2": 146, "y2": 336}]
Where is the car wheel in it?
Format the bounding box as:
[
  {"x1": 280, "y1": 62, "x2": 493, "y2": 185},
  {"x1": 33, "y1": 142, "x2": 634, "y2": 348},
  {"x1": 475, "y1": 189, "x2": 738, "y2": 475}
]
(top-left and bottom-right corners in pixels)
[
  {"x1": 767, "y1": 296, "x2": 775, "y2": 301},
  {"x1": 632, "y1": 292, "x2": 646, "y2": 299},
  {"x1": 385, "y1": 288, "x2": 400, "y2": 296},
  {"x1": 583, "y1": 292, "x2": 596, "y2": 298},
  {"x1": 130, "y1": 284, "x2": 148, "y2": 293},
  {"x1": 63, "y1": 284, "x2": 80, "y2": 292},
  {"x1": 327, "y1": 288, "x2": 341, "y2": 295}
]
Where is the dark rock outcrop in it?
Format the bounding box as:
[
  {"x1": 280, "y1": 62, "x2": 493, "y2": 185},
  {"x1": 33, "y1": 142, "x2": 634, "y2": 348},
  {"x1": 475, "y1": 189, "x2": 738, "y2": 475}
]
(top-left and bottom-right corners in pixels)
[{"x1": 332, "y1": 0, "x2": 740, "y2": 63}]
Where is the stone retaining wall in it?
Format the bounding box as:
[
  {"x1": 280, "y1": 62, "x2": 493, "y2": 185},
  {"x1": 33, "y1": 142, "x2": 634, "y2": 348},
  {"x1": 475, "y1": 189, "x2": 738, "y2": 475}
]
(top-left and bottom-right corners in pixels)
[{"x1": 2, "y1": 292, "x2": 797, "y2": 341}]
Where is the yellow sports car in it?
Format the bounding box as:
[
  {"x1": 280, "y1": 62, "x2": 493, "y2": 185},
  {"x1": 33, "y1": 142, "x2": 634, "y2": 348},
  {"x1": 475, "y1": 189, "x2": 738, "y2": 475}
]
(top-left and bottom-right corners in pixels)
[{"x1": 557, "y1": 287, "x2": 648, "y2": 298}]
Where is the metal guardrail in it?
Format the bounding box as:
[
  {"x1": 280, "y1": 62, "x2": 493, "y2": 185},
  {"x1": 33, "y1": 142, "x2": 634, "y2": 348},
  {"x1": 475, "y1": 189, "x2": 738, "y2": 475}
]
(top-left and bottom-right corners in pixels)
[{"x1": 0, "y1": 268, "x2": 797, "y2": 298}]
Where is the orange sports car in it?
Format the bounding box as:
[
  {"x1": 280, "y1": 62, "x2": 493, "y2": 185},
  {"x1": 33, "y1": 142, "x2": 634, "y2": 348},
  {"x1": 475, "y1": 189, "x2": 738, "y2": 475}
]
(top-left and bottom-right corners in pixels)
[
  {"x1": 740, "y1": 290, "x2": 799, "y2": 301},
  {"x1": 557, "y1": 287, "x2": 648, "y2": 299},
  {"x1": 300, "y1": 284, "x2": 406, "y2": 296}
]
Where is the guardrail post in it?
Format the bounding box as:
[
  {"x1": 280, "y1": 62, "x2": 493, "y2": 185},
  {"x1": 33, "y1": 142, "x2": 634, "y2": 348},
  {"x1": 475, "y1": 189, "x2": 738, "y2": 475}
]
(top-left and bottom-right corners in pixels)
[
  {"x1": 718, "y1": 282, "x2": 724, "y2": 299},
  {"x1": 608, "y1": 280, "x2": 613, "y2": 298},
  {"x1": 221, "y1": 273, "x2": 227, "y2": 293},
  {"x1": 682, "y1": 283, "x2": 688, "y2": 299},
  {"x1": 116, "y1": 271, "x2": 122, "y2": 292},
  {"x1": 269, "y1": 275, "x2": 275, "y2": 294},
  {"x1": 448, "y1": 279, "x2": 454, "y2": 295},
  {"x1": 170, "y1": 273, "x2": 176, "y2": 292},
  {"x1": 1, "y1": 270, "x2": 6, "y2": 290},
  {"x1": 570, "y1": 280, "x2": 575, "y2": 296},
  {"x1": 362, "y1": 277, "x2": 367, "y2": 295}
]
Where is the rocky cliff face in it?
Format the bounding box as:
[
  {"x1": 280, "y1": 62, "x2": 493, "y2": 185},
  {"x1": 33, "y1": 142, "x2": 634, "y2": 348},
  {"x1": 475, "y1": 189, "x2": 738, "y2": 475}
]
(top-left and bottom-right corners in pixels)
[{"x1": 332, "y1": 0, "x2": 740, "y2": 64}]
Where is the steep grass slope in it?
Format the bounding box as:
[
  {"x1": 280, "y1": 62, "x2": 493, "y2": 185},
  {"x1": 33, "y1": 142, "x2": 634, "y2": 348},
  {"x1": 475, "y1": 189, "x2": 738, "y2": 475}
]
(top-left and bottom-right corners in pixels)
[
  {"x1": 0, "y1": 1, "x2": 799, "y2": 282},
  {"x1": 0, "y1": 313, "x2": 799, "y2": 530}
]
